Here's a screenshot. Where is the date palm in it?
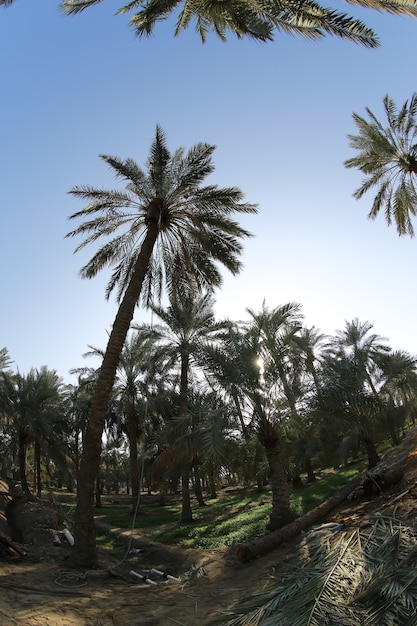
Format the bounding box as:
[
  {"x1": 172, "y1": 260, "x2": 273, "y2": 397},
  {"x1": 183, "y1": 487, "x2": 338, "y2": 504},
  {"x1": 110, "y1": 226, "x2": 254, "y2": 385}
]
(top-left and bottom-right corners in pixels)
[
  {"x1": 66, "y1": 125, "x2": 256, "y2": 567},
  {"x1": 246, "y1": 301, "x2": 304, "y2": 529},
  {"x1": 83, "y1": 334, "x2": 156, "y2": 512},
  {"x1": 4, "y1": 0, "x2": 417, "y2": 46},
  {"x1": 60, "y1": 0, "x2": 417, "y2": 47},
  {"x1": 135, "y1": 291, "x2": 227, "y2": 521},
  {"x1": 319, "y1": 320, "x2": 391, "y2": 468},
  {"x1": 345, "y1": 93, "x2": 417, "y2": 236},
  {"x1": 0, "y1": 367, "x2": 66, "y2": 498},
  {"x1": 327, "y1": 318, "x2": 390, "y2": 397}
]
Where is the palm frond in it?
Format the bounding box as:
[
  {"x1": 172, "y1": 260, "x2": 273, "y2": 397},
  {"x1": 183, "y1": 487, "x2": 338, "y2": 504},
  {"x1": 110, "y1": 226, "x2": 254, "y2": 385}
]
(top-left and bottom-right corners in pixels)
[
  {"x1": 61, "y1": 0, "x2": 105, "y2": 15},
  {"x1": 345, "y1": 94, "x2": 417, "y2": 236},
  {"x1": 217, "y1": 518, "x2": 417, "y2": 626},
  {"x1": 344, "y1": 0, "x2": 417, "y2": 17}
]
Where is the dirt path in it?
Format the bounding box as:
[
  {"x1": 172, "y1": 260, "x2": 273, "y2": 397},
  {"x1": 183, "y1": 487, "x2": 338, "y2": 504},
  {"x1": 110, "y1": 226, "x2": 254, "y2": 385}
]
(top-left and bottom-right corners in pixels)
[{"x1": 0, "y1": 537, "x2": 299, "y2": 625}]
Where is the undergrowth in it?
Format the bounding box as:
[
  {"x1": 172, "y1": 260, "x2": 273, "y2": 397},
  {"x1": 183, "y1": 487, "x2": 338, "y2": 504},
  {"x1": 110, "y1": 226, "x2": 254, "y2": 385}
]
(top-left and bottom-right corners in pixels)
[{"x1": 94, "y1": 463, "x2": 365, "y2": 550}]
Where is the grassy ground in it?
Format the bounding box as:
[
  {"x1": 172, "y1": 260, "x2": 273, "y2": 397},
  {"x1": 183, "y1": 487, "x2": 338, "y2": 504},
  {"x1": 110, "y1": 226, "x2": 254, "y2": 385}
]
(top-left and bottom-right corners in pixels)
[{"x1": 90, "y1": 462, "x2": 366, "y2": 550}]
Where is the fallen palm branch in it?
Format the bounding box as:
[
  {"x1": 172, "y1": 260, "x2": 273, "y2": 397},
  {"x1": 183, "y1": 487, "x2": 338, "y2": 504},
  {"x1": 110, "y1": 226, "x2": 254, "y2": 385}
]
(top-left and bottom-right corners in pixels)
[
  {"x1": 236, "y1": 462, "x2": 404, "y2": 563},
  {"x1": 221, "y1": 517, "x2": 417, "y2": 625},
  {"x1": 0, "y1": 533, "x2": 26, "y2": 561}
]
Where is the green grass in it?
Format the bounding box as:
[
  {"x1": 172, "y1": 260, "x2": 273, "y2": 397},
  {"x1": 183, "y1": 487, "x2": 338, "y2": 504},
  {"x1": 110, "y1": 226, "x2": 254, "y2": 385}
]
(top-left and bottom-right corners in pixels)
[
  {"x1": 94, "y1": 462, "x2": 365, "y2": 550},
  {"x1": 290, "y1": 464, "x2": 366, "y2": 517}
]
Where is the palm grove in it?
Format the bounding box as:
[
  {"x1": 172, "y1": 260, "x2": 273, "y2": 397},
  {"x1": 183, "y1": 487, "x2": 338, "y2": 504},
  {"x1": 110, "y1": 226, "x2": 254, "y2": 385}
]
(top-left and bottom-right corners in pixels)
[{"x1": 2, "y1": 0, "x2": 417, "y2": 570}]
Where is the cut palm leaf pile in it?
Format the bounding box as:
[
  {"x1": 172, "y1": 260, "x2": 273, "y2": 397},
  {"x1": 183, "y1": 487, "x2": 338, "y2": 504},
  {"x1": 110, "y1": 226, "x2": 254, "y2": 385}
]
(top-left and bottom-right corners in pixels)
[{"x1": 218, "y1": 516, "x2": 417, "y2": 625}]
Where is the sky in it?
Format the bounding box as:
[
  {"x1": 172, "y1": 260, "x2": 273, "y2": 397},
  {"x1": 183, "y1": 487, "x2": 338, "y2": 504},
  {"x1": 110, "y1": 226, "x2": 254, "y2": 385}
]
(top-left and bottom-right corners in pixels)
[{"x1": 1, "y1": 1, "x2": 417, "y2": 382}]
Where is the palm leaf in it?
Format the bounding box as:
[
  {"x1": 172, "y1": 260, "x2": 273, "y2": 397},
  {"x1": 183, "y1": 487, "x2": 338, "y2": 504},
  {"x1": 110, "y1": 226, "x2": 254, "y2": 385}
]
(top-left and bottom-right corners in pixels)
[{"x1": 217, "y1": 518, "x2": 417, "y2": 625}]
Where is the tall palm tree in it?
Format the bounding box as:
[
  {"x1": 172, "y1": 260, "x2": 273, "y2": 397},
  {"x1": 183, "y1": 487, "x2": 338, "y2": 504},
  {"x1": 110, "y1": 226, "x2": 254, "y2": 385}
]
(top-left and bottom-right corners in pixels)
[
  {"x1": 66, "y1": 125, "x2": 256, "y2": 567},
  {"x1": 345, "y1": 93, "x2": 417, "y2": 236},
  {"x1": 318, "y1": 321, "x2": 392, "y2": 468},
  {"x1": 206, "y1": 303, "x2": 303, "y2": 531},
  {"x1": 246, "y1": 301, "x2": 304, "y2": 529},
  {"x1": 136, "y1": 291, "x2": 227, "y2": 521}
]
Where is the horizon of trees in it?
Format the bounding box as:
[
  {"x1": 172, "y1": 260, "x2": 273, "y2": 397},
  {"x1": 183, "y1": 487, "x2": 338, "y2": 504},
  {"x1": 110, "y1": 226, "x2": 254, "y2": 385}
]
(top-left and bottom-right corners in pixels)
[{"x1": 2, "y1": 299, "x2": 417, "y2": 534}]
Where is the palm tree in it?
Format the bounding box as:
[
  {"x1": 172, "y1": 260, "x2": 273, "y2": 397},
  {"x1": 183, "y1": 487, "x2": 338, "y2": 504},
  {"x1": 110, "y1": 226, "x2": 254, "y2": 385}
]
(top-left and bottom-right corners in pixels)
[
  {"x1": 66, "y1": 125, "x2": 256, "y2": 567},
  {"x1": 247, "y1": 301, "x2": 304, "y2": 418},
  {"x1": 246, "y1": 302, "x2": 304, "y2": 529},
  {"x1": 327, "y1": 318, "x2": 390, "y2": 395},
  {"x1": 203, "y1": 323, "x2": 258, "y2": 442},
  {"x1": 85, "y1": 332, "x2": 169, "y2": 511},
  {"x1": 374, "y1": 349, "x2": 417, "y2": 443},
  {"x1": 60, "y1": 0, "x2": 417, "y2": 47},
  {"x1": 4, "y1": 0, "x2": 417, "y2": 45},
  {"x1": 345, "y1": 93, "x2": 417, "y2": 236},
  {"x1": 66, "y1": 372, "x2": 96, "y2": 483},
  {"x1": 318, "y1": 321, "x2": 392, "y2": 468},
  {"x1": 135, "y1": 291, "x2": 227, "y2": 521},
  {"x1": 205, "y1": 303, "x2": 302, "y2": 531},
  {"x1": 0, "y1": 367, "x2": 67, "y2": 498}
]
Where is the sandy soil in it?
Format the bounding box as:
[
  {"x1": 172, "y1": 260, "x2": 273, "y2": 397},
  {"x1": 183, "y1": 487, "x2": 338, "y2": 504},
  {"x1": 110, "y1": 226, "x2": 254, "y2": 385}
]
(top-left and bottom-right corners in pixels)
[{"x1": 1, "y1": 428, "x2": 417, "y2": 625}]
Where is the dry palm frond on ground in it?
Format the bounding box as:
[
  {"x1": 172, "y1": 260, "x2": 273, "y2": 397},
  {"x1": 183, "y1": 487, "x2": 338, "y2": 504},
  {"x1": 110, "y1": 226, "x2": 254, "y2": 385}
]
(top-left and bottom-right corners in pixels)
[{"x1": 218, "y1": 517, "x2": 417, "y2": 625}]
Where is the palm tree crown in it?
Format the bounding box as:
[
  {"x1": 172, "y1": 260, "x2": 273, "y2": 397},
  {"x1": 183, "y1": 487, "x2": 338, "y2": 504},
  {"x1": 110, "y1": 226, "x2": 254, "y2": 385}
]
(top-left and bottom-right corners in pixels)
[
  {"x1": 2, "y1": 0, "x2": 416, "y2": 46},
  {"x1": 60, "y1": 0, "x2": 417, "y2": 46},
  {"x1": 67, "y1": 125, "x2": 256, "y2": 306},
  {"x1": 345, "y1": 93, "x2": 417, "y2": 236}
]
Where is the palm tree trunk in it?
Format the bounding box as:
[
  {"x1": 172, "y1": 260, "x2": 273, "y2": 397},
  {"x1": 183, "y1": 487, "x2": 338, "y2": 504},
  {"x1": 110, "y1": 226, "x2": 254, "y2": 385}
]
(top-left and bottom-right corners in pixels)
[
  {"x1": 193, "y1": 462, "x2": 206, "y2": 507},
  {"x1": 18, "y1": 433, "x2": 31, "y2": 498},
  {"x1": 306, "y1": 457, "x2": 317, "y2": 483},
  {"x1": 74, "y1": 425, "x2": 80, "y2": 483},
  {"x1": 258, "y1": 419, "x2": 294, "y2": 532},
  {"x1": 72, "y1": 220, "x2": 159, "y2": 568},
  {"x1": 207, "y1": 462, "x2": 217, "y2": 499},
  {"x1": 180, "y1": 469, "x2": 193, "y2": 523},
  {"x1": 35, "y1": 440, "x2": 42, "y2": 498},
  {"x1": 179, "y1": 352, "x2": 194, "y2": 522},
  {"x1": 127, "y1": 401, "x2": 140, "y2": 511},
  {"x1": 363, "y1": 434, "x2": 380, "y2": 469}
]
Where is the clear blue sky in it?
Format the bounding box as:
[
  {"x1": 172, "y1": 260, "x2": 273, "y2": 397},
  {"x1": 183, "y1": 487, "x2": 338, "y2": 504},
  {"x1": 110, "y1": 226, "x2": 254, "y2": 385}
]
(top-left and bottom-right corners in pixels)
[{"x1": 1, "y1": 1, "x2": 417, "y2": 381}]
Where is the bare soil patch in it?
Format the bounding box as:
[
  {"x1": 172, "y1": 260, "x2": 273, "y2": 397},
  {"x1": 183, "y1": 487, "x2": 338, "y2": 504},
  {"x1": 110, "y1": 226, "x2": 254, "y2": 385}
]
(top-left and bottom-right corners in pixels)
[{"x1": 2, "y1": 429, "x2": 417, "y2": 625}]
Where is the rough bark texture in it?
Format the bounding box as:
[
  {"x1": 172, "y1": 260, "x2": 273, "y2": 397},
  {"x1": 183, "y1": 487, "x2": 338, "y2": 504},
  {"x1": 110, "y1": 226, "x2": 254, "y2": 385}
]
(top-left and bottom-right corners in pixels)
[
  {"x1": 180, "y1": 470, "x2": 193, "y2": 523},
  {"x1": 179, "y1": 353, "x2": 193, "y2": 522},
  {"x1": 127, "y1": 400, "x2": 140, "y2": 512},
  {"x1": 363, "y1": 436, "x2": 381, "y2": 469},
  {"x1": 72, "y1": 220, "x2": 159, "y2": 568},
  {"x1": 259, "y1": 421, "x2": 294, "y2": 532}
]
